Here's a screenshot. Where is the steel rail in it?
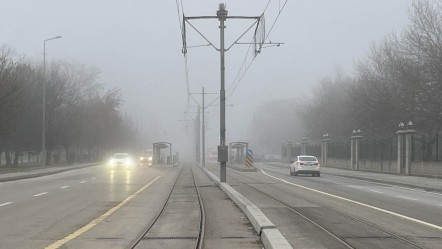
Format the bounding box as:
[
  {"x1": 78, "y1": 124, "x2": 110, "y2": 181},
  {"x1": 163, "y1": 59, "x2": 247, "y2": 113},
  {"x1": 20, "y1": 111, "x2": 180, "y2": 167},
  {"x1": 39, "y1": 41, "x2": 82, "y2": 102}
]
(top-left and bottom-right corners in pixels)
[
  {"x1": 127, "y1": 165, "x2": 185, "y2": 249},
  {"x1": 225, "y1": 167, "x2": 425, "y2": 249},
  {"x1": 191, "y1": 165, "x2": 206, "y2": 249}
]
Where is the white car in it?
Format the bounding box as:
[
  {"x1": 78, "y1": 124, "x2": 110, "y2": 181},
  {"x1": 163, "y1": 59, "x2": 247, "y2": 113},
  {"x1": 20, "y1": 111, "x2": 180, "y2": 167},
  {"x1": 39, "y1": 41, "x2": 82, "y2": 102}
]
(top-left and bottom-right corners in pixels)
[
  {"x1": 107, "y1": 153, "x2": 134, "y2": 168},
  {"x1": 290, "y1": 155, "x2": 320, "y2": 177}
]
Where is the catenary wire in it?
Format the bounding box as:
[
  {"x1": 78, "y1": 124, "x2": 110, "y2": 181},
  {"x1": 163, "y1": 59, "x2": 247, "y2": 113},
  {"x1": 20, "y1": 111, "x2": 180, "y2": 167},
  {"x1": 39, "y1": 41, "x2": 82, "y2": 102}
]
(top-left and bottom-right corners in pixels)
[{"x1": 226, "y1": 0, "x2": 288, "y2": 101}]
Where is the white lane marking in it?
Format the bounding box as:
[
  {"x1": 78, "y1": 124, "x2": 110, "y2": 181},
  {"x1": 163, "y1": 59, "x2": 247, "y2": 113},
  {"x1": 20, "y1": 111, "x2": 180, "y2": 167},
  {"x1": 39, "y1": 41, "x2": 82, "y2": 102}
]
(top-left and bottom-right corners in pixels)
[
  {"x1": 261, "y1": 169, "x2": 442, "y2": 232},
  {"x1": 45, "y1": 175, "x2": 162, "y2": 249},
  {"x1": 34, "y1": 192, "x2": 48, "y2": 197},
  {"x1": 437, "y1": 204, "x2": 442, "y2": 207},
  {"x1": 80, "y1": 181, "x2": 86, "y2": 183},
  {"x1": 263, "y1": 164, "x2": 442, "y2": 199},
  {"x1": 369, "y1": 190, "x2": 384, "y2": 194},
  {"x1": 61, "y1": 186, "x2": 69, "y2": 189},
  {"x1": 91, "y1": 178, "x2": 96, "y2": 180},
  {"x1": 321, "y1": 172, "x2": 442, "y2": 197},
  {"x1": 397, "y1": 196, "x2": 418, "y2": 201},
  {"x1": 348, "y1": 185, "x2": 362, "y2": 188},
  {"x1": 0, "y1": 202, "x2": 13, "y2": 207}
]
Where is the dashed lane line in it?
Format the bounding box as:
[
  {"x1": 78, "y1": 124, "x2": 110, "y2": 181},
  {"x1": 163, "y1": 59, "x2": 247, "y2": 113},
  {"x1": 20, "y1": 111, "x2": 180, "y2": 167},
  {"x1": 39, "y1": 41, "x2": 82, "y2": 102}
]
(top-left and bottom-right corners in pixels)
[
  {"x1": 369, "y1": 190, "x2": 384, "y2": 194},
  {"x1": 45, "y1": 175, "x2": 162, "y2": 249},
  {"x1": 261, "y1": 169, "x2": 442, "y2": 232},
  {"x1": 33, "y1": 192, "x2": 48, "y2": 197},
  {"x1": 61, "y1": 186, "x2": 69, "y2": 189},
  {"x1": 79, "y1": 181, "x2": 86, "y2": 184},
  {"x1": 397, "y1": 196, "x2": 418, "y2": 201},
  {"x1": 0, "y1": 202, "x2": 13, "y2": 207}
]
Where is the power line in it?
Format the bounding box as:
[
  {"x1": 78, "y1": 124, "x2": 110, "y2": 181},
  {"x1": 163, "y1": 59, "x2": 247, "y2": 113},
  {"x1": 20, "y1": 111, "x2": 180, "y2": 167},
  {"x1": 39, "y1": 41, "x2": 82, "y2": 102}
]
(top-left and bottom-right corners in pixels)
[
  {"x1": 226, "y1": 0, "x2": 288, "y2": 101},
  {"x1": 264, "y1": 0, "x2": 289, "y2": 42}
]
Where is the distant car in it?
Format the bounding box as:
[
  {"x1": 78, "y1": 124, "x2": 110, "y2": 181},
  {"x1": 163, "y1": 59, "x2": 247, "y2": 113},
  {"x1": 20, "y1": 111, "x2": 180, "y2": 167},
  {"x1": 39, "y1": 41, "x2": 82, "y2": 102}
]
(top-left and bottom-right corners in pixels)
[
  {"x1": 290, "y1": 155, "x2": 320, "y2": 177},
  {"x1": 139, "y1": 151, "x2": 153, "y2": 166},
  {"x1": 107, "y1": 153, "x2": 134, "y2": 168}
]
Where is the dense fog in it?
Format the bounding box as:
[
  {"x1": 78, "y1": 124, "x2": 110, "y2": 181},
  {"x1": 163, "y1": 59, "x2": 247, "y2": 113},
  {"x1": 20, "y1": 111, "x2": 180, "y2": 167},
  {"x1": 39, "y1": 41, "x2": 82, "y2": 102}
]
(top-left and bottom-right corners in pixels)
[{"x1": 0, "y1": 0, "x2": 415, "y2": 162}]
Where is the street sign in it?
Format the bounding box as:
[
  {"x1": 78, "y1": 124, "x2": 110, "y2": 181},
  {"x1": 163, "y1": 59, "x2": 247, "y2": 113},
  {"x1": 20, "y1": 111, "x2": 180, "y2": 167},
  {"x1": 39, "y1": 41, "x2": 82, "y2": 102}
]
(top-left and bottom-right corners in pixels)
[{"x1": 246, "y1": 149, "x2": 253, "y2": 157}]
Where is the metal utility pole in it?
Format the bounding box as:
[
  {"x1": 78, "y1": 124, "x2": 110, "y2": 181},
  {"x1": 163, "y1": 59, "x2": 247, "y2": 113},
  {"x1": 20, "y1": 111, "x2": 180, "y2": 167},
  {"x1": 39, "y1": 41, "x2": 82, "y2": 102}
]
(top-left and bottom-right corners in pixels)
[
  {"x1": 217, "y1": 3, "x2": 228, "y2": 182},
  {"x1": 196, "y1": 107, "x2": 201, "y2": 164},
  {"x1": 182, "y1": 4, "x2": 280, "y2": 182},
  {"x1": 188, "y1": 87, "x2": 216, "y2": 168},
  {"x1": 202, "y1": 87, "x2": 206, "y2": 168}
]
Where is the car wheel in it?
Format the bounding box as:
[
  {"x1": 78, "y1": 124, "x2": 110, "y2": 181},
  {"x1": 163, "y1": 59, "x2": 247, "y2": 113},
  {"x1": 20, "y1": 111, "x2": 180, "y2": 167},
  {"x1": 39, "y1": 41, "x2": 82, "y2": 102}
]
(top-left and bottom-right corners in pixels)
[
  {"x1": 317, "y1": 172, "x2": 321, "y2": 177},
  {"x1": 294, "y1": 172, "x2": 298, "y2": 176}
]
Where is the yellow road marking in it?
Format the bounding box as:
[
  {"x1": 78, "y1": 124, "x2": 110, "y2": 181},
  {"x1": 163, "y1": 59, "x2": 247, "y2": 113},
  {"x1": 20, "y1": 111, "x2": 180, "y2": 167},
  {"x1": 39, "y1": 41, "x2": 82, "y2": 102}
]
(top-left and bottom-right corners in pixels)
[
  {"x1": 45, "y1": 175, "x2": 161, "y2": 249},
  {"x1": 261, "y1": 169, "x2": 442, "y2": 232}
]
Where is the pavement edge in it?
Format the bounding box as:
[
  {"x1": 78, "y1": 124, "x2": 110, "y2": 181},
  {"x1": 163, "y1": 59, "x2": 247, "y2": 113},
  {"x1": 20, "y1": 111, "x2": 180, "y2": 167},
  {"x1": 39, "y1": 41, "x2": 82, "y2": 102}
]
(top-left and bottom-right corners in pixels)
[
  {"x1": 0, "y1": 163, "x2": 100, "y2": 182},
  {"x1": 201, "y1": 167, "x2": 293, "y2": 249}
]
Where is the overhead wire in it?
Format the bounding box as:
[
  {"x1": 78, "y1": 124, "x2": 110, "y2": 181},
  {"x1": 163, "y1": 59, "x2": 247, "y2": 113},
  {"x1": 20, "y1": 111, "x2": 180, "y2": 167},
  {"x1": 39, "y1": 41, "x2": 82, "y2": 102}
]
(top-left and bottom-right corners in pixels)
[
  {"x1": 264, "y1": 0, "x2": 288, "y2": 42},
  {"x1": 225, "y1": 2, "x2": 268, "y2": 101},
  {"x1": 175, "y1": 0, "x2": 183, "y2": 32},
  {"x1": 176, "y1": 0, "x2": 202, "y2": 110},
  {"x1": 179, "y1": 0, "x2": 288, "y2": 108},
  {"x1": 226, "y1": 0, "x2": 289, "y2": 101}
]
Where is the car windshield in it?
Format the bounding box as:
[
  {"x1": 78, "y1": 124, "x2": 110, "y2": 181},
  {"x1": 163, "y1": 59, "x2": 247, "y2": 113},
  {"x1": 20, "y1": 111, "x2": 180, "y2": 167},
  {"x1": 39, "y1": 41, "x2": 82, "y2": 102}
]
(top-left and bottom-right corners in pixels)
[
  {"x1": 113, "y1": 154, "x2": 129, "y2": 159},
  {"x1": 299, "y1": 156, "x2": 317, "y2": 161}
]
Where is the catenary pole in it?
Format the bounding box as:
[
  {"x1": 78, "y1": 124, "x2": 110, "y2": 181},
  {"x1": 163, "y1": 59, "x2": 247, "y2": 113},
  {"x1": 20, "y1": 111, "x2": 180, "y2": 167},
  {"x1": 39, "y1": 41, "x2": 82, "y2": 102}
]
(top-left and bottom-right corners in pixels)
[
  {"x1": 202, "y1": 86, "x2": 206, "y2": 168},
  {"x1": 218, "y1": 3, "x2": 227, "y2": 182},
  {"x1": 182, "y1": 4, "x2": 280, "y2": 182}
]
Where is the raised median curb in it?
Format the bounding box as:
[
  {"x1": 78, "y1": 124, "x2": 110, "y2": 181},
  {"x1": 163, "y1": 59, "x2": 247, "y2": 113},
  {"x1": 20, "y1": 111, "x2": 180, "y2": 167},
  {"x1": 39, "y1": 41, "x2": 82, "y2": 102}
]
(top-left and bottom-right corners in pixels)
[
  {"x1": 0, "y1": 162, "x2": 100, "y2": 182},
  {"x1": 201, "y1": 167, "x2": 293, "y2": 249},
  {"x1": 261, "y1": 228, "x2": 293, "y2": 249}
]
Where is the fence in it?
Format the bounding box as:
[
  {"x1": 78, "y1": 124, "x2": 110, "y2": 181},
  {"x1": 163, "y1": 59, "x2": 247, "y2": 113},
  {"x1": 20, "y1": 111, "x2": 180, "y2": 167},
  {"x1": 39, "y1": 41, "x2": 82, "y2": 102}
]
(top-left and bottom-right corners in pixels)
[
  {"x1": 327, "y1": 141, "x2": 351, "y2": 169},
  {"x1": 359, "y1": 137, "x2": 398, "y2": 174},
  {"x1": 410, "y1": 134, "x2": 442, "y2": 178},
  {"x1": 300, "y1": 133, "x2": 442, "y2": 178}
]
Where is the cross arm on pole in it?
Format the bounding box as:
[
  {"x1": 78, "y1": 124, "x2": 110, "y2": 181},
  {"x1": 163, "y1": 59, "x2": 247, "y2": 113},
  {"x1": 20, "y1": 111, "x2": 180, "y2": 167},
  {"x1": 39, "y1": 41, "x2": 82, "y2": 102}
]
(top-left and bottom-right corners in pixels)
[{"x1": 184, "y1": 18, "x2": 219, "y2": 51}]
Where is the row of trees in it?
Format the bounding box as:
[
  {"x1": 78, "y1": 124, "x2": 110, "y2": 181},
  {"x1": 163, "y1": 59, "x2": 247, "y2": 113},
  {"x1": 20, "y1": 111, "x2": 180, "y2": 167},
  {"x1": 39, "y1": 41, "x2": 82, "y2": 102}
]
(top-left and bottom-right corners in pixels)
[
  {"x1": 0, "y1": 46, "x2": 140, "y2": 166},
  {"x1": 251, "y1": 1, "x2": 442, "y2": 158}
]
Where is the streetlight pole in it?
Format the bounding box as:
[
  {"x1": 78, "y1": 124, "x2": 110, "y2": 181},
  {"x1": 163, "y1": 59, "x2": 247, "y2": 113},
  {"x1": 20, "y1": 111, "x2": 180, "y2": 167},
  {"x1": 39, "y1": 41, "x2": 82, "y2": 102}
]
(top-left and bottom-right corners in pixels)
[{"x1": 42, "y1": 35, "x2": 62, "y2": 166}]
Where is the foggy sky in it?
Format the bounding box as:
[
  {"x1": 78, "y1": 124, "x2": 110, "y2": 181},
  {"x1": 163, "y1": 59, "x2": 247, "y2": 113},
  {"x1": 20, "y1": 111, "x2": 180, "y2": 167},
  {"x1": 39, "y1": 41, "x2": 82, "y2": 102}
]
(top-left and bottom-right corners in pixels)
[{"x1": 0, "y1": 0, "x2": 412, "y2": 155}]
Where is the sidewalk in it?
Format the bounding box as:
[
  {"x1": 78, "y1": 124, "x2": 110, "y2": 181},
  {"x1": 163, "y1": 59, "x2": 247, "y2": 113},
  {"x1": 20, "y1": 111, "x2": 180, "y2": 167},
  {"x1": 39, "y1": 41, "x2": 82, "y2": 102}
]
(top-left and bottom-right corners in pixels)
[
  {"x1": 263, "y1": 162, "x2": 442, "y2": 193},
  {"x1": 0, "y1": 162, "x2": 100, "y2": 182}
]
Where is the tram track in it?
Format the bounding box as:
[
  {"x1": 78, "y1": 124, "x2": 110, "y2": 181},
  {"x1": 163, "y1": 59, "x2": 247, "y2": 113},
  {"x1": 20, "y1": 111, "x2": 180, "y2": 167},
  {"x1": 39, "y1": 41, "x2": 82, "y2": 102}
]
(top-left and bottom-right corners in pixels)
[
  {"x1": 224, "y1": 167, "x2": 426, "y2": 249},
  {"x1": 128, "y1": 163, "x2": 206, "y2": 249}
]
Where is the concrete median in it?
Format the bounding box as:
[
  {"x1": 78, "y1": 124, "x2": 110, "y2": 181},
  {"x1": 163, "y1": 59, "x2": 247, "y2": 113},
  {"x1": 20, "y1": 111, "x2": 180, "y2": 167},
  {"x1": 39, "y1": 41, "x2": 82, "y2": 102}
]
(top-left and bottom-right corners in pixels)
[{"x1": 201, "y1": 167, "x2": 293, "y2": 249}]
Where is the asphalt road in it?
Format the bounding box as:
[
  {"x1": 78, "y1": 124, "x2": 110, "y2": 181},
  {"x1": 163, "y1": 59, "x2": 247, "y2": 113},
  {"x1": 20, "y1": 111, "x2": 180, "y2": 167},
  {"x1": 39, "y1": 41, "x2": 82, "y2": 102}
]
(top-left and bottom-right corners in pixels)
[
  {"x1": 0, "y1": 164, "x2": 177, "y2": 249},
  {"x1": 0, "y1": 163, "x2": 262, "y2": 249},
  {"x1": 206, "y1": 162, "x2": 442, "y2": 248}
]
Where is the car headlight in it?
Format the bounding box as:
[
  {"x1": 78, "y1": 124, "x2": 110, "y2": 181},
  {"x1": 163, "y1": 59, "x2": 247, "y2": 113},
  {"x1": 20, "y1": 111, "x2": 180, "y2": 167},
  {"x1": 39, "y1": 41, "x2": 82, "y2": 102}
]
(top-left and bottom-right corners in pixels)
[
  {"x1": 148, "y1": 156, "x2": 152, "y2": 161},
  {"x1": 140, "y1": 157, "x2": 144, "y2": 160}
]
